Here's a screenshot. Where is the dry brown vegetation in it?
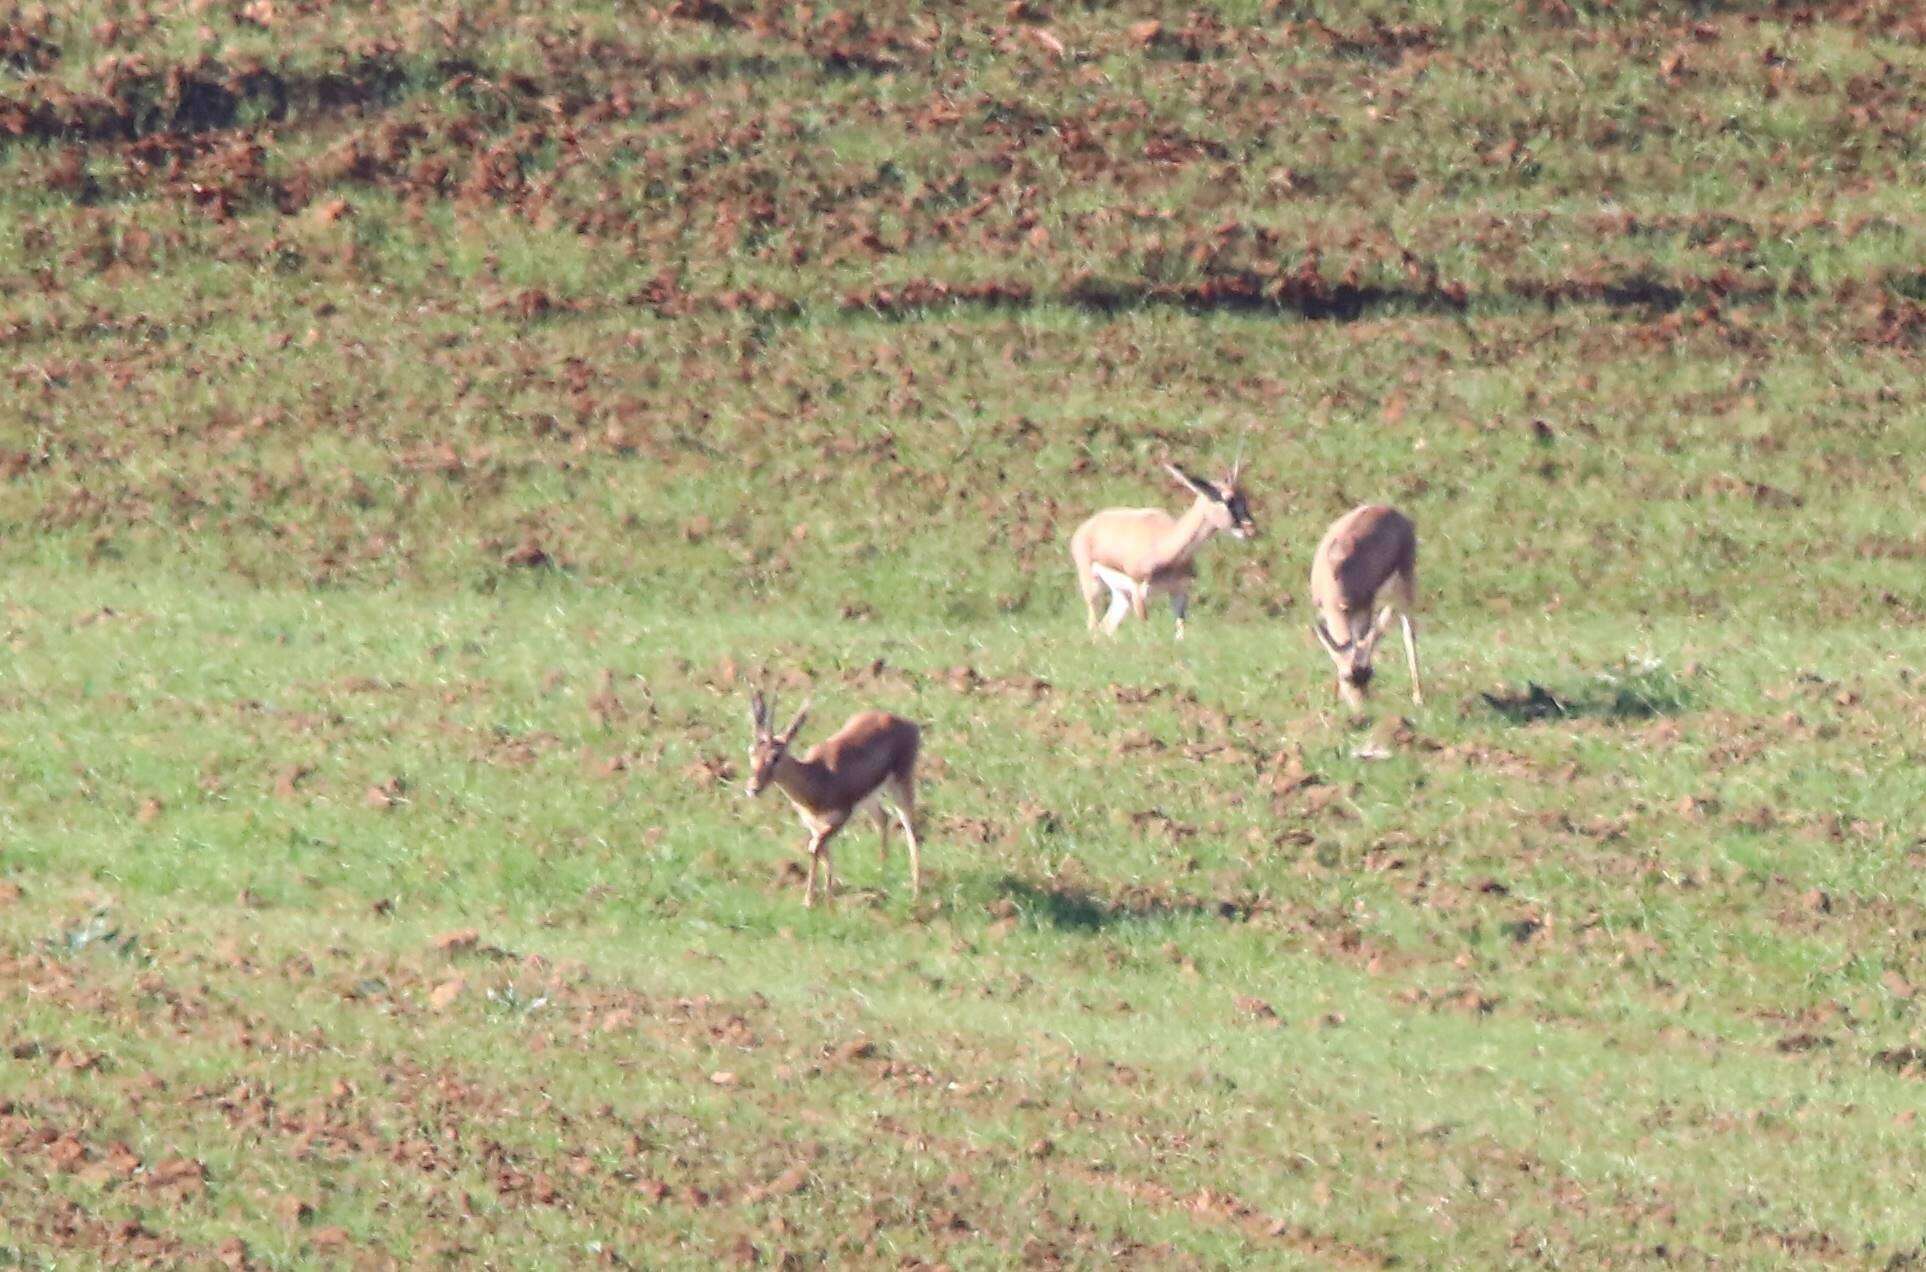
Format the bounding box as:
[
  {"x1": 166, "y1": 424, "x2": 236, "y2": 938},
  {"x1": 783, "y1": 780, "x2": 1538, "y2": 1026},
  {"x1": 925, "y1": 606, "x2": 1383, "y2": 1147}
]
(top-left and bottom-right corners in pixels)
[{"x1": 8, "y1": 0, "x2": 1926, "y2": 1266}]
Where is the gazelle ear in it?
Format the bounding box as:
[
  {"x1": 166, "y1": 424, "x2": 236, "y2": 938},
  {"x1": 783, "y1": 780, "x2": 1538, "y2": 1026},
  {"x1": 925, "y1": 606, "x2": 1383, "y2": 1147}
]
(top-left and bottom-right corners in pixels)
[
  {"x1": 780, "y1": 699, "x2": 812, "y2": 743},
  {"x1": 1311, "y1": 620, "x2": 1348, "y2": 657},
  {"x1": 1164, "y1": 463, "x2": 1212, "y2": 499}
]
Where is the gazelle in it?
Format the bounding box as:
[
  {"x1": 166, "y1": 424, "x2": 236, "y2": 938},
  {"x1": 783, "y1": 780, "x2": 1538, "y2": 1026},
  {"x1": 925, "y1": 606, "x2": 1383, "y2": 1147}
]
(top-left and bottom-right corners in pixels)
[
  {"x1": 743, "y1": 689, "x2": 922, "y2": 907},
  {"x1": 1070, "y1": 461, "x2": 1256, "y2": 639},
  {"x1": 1309, "y1": 504, "x2": 1424, "y2": 709}
]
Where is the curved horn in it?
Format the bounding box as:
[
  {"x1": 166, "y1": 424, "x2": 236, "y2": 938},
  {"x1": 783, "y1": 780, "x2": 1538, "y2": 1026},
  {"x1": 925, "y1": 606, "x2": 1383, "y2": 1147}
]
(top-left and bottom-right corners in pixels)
[
  {"x1": 1164, "y1": 462, "x2": 1211, "y2": 499},
  {"x1": 780, "y1": 697, "x2": 813, "y2": 743},
  {"x1": 747, "y1": 688, "x2": 769, "y2": 731}
]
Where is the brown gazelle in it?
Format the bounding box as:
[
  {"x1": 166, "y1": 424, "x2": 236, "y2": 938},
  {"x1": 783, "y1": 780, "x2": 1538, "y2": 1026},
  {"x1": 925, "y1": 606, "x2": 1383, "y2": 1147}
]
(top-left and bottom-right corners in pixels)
[
  {"x1": 744, "y1": 689, "x2": 922, "y2": 907},
  {"x1": 1070, "y1": 461, "x2": 1256, "y2": 639},
  {"x1": 1309, "y1": 504, "x2": 1424, "y2": 709}
]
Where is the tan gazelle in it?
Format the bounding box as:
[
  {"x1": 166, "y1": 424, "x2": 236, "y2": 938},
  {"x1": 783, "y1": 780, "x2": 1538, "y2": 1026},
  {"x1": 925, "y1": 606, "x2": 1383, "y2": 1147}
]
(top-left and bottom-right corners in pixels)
[
  {"x1": 743, "y1": 688, "x2": 922, "y2": 907},
  {"x1": 1309, "y1": 504, "x2": 1424, "y2": 709},
  {"x1": 1070, "y1": 461, "x2": 1256, "y2": 639}
]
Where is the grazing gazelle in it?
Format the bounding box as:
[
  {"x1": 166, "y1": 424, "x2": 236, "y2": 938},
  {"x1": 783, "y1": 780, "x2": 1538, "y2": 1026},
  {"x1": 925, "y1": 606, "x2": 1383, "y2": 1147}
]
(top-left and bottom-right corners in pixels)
[
  {"x1": 1070, "y1": 461, "x2": 1256, "y2": 639},
  {"x1": 1309, "y1": 504, "x2": 1424, "y2": 709},
  {"x1": 743, "y1": 689, "x2": 922, "y2": 907}
]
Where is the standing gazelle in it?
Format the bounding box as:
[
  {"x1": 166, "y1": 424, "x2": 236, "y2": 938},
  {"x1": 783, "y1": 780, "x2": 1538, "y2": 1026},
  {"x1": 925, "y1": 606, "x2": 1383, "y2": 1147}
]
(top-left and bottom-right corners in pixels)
[
  {"x1": 1309, "y1": 504, "x2": 1424, "y2": 709},
  {"x1": 1070, "y1": 461, "x2": 1256, "y2": 639},
  {"x1": 743, "y1": 689, "x2": 922, "y2": 907}
]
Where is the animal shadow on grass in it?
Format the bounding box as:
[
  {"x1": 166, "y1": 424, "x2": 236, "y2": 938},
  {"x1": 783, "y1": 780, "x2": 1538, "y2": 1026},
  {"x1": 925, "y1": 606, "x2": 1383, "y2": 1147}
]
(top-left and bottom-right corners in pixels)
[
  {"x1": 991, "y1": 876, "x2": 1232, "y2": 932},
  {"x1": 1480, "y1": 661, "x2": 1692, "y2": 724}
]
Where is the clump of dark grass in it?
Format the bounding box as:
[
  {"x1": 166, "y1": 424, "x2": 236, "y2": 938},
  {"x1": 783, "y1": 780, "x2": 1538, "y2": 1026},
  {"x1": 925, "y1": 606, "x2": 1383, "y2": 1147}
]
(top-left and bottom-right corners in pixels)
[{"x1": 1482, "y1": 656, "x2": 1691, "y2": 723}]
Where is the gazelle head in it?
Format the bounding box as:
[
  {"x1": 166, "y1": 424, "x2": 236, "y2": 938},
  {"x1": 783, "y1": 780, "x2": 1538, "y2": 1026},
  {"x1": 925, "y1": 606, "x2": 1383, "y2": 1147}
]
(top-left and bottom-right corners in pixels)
[
  {"x1": 1165, "y1": 461, "x2": 1256, "y2": 540},
  {"x1": 744, "y1": 688, "x2": 811, "y2": 797},
  {"x1": 1312, "y1": 615, "x2": 1386, "y2": 709}
]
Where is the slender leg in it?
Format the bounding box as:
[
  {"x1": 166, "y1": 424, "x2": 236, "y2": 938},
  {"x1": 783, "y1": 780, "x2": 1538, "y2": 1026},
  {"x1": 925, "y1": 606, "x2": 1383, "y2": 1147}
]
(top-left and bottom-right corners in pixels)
[
  {"x1": 1131, "y1": 584, "x2": 1150, "y2": 623},
  {"x1": 1100, "y1": 585, "x2": 1130, "y2": 636},
  {"x1": 820, "y1": 835, "x2": 837, "y2": 903},
  {"x1": 1170, "y1": 587, "x2": 1190, "y2": 641},
  {"x1": 803, "y1": 822, "x2": 844, "y2": 907},
  {"x1": 874, "y1": 803, "x2": 891, "y2": 865},
  {"x1": 891, "y1": 781, "x2": 921, "y2": 899},
  {"x1": 1374, "y1": 604, "x2": 1396, "y2": 643},
  {"x1": 1080, "y1": 572, "x2": 1106, "y2": 631},
  {"x1": 802, "y1": 832, "x2": 822, "y2": 907},
  {"x1": 1401, "y1": 613, "x2": 1424, "y2": 705}
]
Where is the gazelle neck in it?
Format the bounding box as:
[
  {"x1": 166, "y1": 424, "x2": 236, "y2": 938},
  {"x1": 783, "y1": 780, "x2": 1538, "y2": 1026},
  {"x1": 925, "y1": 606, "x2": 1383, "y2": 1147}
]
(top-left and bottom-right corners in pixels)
[
  {"x1": 770, "y1": 749, "x2": 831, "y2": 808},
  {"x1": 1154, "y1": 496, "x2": 1221, "y2": 570}
]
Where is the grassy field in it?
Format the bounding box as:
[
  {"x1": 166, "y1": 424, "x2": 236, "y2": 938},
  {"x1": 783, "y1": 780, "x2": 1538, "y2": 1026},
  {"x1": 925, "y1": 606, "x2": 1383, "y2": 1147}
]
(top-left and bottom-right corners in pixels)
[{"x1": 7, "y1": 0, "x2": 1926, "y2": 1265}]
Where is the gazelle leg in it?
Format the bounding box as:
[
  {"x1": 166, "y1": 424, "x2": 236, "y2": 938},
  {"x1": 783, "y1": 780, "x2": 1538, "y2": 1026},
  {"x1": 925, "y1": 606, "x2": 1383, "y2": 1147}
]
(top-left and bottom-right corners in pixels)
[
  {"x1": 890, "y1": 781, "x2": 921, "y2": 899},
  {"x1": 874, "y1": 803, "x2": 891, "y2": 865},
  {"x1": 803, "y1": 822, "x2": 843, "y2": 907},
  {"x1": 1170, "y1": 587, "x2": 1190, "y2": 641},
  {"x1": 820, "y1": 832, "x2": 838, "y2": 903},
  {"x1": 801, "y1": 832, "x2": 821, "y2": 907},
  {"x1": 1401, "y1": 612, "x2": 1423, "y2": 705},
  {"x1": 1080, "y1": 570, "x2": 1106, "y2": 631},
  {"x1": 1100, "y1": 585, "x2": 1130, "y2": 636},
  {"x1": 1131, "y1": 584, "x2": 1150, "y2": 623}
]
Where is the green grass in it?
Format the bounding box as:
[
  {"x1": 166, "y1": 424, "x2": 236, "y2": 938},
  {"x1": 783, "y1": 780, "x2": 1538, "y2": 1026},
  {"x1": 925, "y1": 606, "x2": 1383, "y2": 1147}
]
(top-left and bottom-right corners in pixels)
[
  {"x1": 6, "y1": 0, "x2": 1926, "y2": 1265},
  {"x1": 4, "y1": 568, "x2": 1925, "y2": 1265}
]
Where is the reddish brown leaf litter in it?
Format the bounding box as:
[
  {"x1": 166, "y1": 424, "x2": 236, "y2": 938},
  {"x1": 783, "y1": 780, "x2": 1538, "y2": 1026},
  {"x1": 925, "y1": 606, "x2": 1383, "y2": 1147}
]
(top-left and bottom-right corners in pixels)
[
  {"x1": 833, "y1": 1035, "x2": 876, "y2": 1063},
  {"x1": 501, "y1": 537, "x2": 554, "y2": 569},
  {"x1": 53, "y1": 1048, "x2": 103, "y2": 1072},
  {"x1": 1047, "y1": 1154, "x2": 1392, "y2": 1268},
  {"x1": 432, "y1": 929, "x2": 480, "y2": 955},
  {"x1": 767, "y1": 1166, "x2": 809, "y2": 1196},
  {"x1": 310, "y1": 1226, "x2": 353, "y2": 1251},
  {"x1": 147, "y1": 1155, "x2": 209, "y2": 1197},
  {"x1": 364, "y1": 775, "x2": 406, "y2": 809}
]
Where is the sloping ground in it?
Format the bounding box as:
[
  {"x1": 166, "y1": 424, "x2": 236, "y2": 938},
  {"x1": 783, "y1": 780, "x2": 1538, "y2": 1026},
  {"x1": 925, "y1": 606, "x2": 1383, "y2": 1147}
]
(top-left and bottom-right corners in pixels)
[
  {"x1": 1, "y1": 581, "x2": 1925, "y2": 1264},
  {"x1": 3, "y1": 1, "x2": 1926, "y2": 601},
  {"x1": 6, "y1": 0, "x2": 1926, "y2": 1266}
]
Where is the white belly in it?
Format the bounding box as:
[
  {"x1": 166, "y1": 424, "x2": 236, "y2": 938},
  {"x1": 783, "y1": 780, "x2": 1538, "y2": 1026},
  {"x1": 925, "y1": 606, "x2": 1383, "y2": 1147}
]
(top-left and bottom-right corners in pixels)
[
  {"x1": 786, "y1": 787, "x2": 887, "y2": 835},
  {"x1": 1093, "y1": 564, "x2": 1145, "y2": 595}
]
